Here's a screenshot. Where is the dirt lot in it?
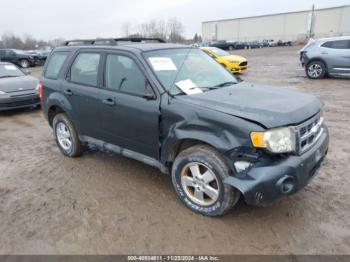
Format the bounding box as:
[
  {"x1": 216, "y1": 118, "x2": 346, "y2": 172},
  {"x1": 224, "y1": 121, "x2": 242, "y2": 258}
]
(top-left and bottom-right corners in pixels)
[{"x1": 0, "y1": 46, "x2": 349, "y2": 255}]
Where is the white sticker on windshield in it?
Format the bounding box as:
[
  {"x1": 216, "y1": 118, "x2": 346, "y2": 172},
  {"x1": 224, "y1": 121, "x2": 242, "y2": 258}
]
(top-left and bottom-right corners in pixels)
[
  {"x1": 175, "y1": 79, "x2": 203, "y2": 95},
  {"x1": 149, "y1": 57, "x2": 177, "y2": 71},
  {"x1": 4, "y1": 65, "x2": 17, "y2": 70}
]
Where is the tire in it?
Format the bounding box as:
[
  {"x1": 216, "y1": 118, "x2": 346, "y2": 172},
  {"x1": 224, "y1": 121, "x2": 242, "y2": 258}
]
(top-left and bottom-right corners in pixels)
[
  {"x1": 306, "y1": 61, "x2": 326, "y2": 79},
  {"x1": 19, "y1": 59, "x2": 30, "y2": 68},
  {"x1": 228, "y1": 46, "x2": 234, "y2": 51},
  {"x1": 171, "y1": 145, "x2": 240, "y2": 216},
  {"x1": 53, "y1": 113, "x2": 82, "y2": 157}
]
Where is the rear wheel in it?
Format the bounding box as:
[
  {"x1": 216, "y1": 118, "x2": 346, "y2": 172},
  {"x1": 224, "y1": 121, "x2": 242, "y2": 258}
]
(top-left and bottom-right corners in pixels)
[
  {"x1": 171, "y1": 145, "x2": 240, "y2": 216},
  {"x1": 53, "y1": 113, "x2": 82, "y2": 157},
  {"x1": 306, "y1": 61, "x2": 326, "y2": 79}
]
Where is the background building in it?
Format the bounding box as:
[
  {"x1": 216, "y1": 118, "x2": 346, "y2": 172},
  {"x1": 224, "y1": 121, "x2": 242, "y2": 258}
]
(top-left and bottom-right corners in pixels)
[{"x1": 202, "y1": 5, "x2": 350, "y2": 42}]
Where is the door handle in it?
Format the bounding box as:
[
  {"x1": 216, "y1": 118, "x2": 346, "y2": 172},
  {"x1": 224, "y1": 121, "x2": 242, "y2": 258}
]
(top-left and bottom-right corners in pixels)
[
  {"x1": 64, "y1": 89, "x2": 73, "y2": 96},
  {"x1": 102, "y1": 98, "x2": 115, "y2": 106}
]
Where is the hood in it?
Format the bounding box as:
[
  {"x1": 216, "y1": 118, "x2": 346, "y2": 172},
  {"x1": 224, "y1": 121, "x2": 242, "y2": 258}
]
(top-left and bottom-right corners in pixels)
[
  {"x1": 223, "y1": 55, "x2": 246, "y2": 62},
  {"x1": 0, "y1": 75, "x2": 39, "y2": 93},
  {"x1": 177, "y1": 82, "x2": 323, "y2": 128}
]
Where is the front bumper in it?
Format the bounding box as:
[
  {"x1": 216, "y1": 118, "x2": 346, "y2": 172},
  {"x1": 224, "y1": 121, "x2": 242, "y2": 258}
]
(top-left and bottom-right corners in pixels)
[
  {"x1": 230, "y1": 64, "x2": 248, "y2": 73},
  {"x1": 0, "y1": 91, "x2": 40, "y2": 111},
  {"x1": 224, "y1": 126, "x2": 329, "y2": 206}
]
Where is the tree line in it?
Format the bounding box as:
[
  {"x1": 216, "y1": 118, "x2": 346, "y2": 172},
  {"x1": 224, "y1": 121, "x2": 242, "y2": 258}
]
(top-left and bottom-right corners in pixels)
[
  {"x1": 0, "y1": 33, "x2": 64, "y2": 50},
  {"x1": 0, "y1": 18, "x2": 201, "y2": 50},
  {"x1": 121, "y1": 17, "x2": 201, "y2": 44}
]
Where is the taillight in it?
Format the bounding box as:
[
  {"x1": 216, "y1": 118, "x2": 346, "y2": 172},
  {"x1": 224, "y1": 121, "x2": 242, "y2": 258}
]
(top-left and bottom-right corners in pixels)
[{"x1": 38, "y1": 81, "x2": 44, "y2": 101}]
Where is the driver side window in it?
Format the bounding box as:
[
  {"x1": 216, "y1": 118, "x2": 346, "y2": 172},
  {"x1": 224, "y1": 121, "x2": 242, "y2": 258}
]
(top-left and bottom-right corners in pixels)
[{"x1": 105, "y1": 54, "x2": 146, "y2": 96}]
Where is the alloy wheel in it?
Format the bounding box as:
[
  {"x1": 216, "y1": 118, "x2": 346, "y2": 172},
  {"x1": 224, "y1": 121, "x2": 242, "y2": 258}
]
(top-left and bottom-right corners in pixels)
[
  {"x1": 56, "y1": 122, "x2": 72, "y2": 151},
  {"x1": 308, "y1": 64, "x2": 323, "y2": 78},
  {"x1": 181, "y1": 162, "x2": 220, "y2": 206}
]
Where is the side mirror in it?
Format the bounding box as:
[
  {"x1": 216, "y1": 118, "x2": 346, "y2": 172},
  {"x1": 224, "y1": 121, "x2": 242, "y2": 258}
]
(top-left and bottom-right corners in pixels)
[{"x1": 143, "y1": 80, "x2": 156, "y2": 100}]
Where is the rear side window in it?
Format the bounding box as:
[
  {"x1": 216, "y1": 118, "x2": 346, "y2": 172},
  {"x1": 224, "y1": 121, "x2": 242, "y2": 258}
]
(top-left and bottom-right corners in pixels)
[
  {"x1": 70, "y1": 53, "x2": 101, "y2": 86},
  {"x1": 322, "y1": 40, "x2": 349, "y2": 49},
  {"x1": 105, "y1": 54, "x2": 146, "y2": 96},
  {"x1": 45, "y1": 52, "x2": 69, "y2": 79}
]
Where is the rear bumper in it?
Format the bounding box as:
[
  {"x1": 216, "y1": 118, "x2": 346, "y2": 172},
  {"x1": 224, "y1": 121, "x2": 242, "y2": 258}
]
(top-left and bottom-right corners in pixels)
[
  {"x1": 0, "y1": 92, "x2": 40, "y2": 111},
  {"x1": 224, "y1": 126, "x2": 329, "y2": 206}
]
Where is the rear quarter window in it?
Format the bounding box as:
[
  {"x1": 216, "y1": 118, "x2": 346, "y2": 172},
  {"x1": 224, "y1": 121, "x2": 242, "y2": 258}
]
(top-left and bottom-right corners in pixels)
[{"x1": 45, "y1": 52, "x2": 70, "y2": 79}]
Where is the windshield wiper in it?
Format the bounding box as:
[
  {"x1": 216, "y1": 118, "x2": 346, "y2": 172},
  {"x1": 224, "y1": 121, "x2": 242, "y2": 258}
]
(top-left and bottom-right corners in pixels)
[
  {"x1": 200, "y1": 81, "x2": 237, "y2": 91},
  {"x1": 213, "y1": 81, "x2": 237, "y2": 88},
  {"x1": 0, "y1": 75, "x2": 17, "y2": 78}
]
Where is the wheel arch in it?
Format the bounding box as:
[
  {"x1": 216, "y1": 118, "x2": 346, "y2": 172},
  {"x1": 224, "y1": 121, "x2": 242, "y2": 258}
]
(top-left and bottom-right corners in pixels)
[
  {"x1": 165, "y1": 138, "x2": 212, "y2": 164},
  {"x1": 46, "y1": 92, "x2": 76, "y2": 127},
  {"x1": 306, "y1": 57, "x2": 328, "y2": 71}
]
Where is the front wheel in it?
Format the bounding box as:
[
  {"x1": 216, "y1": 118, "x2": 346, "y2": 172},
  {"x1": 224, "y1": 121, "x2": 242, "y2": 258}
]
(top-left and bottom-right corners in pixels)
[
  {"x1": 53, "y1": 113, "x2": 82, "y2": 157},
  {"x1": 306, "y1": 61, "x2": 326, "y2": 79},
  {"x1": 171, "y1": 145, "x2": 240, "y2": 216},
  {"x1": 19, "y1": 59, "x2": 30, "y2": 68}
]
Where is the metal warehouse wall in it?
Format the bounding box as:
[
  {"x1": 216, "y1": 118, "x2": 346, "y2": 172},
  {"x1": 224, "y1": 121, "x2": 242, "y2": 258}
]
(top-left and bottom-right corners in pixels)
[{"x1": 202, "y1": 5, "x2": 350, "y2": 42}]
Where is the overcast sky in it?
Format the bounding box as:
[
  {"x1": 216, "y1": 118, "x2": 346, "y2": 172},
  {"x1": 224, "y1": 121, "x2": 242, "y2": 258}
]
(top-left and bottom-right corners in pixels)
[{"x1": 1, "y1": 0, "x2": 349, "y2": 40}]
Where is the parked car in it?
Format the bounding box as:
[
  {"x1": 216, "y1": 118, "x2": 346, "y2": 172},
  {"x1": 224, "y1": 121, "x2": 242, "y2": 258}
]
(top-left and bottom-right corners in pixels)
[
  {"x1": 277, "y1": 40, "x2": 292, "y2": 46},
  {"x1": 246, "y1": 41, "x2": 263, "y2": 49},
  {"x1": 263, "y1": 39, "x2": 277, "y2": 47},
  {"x1": 40, "y1": 38, "x2": 329, "y2": 216},
  {"x1": 25, "y1": 50, "x2": 51, "y2": 65},
  {"x1": 232, "y1": 42, "x2": 246, "y2": 49},
  {"x1": 201, "y1": 47, "x2": 248, "y2": 73},
  {"x1": 0, "y1": 49, "x2": 36, "y2": 68},
  {"x1": 0, "y1": 62, "x2": 40, "y2": 111},
  {"x1": 300, "y1": 36, "x2": 350, "y2": 79},
  {"x1": 209, "y1": 40, "x2": 236, "y2": 50}
]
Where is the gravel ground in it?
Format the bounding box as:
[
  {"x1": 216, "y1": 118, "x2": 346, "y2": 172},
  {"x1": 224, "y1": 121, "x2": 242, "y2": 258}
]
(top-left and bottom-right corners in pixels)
[{"x1": 0, "y1": 46, "x2": 349, "y2": 255}]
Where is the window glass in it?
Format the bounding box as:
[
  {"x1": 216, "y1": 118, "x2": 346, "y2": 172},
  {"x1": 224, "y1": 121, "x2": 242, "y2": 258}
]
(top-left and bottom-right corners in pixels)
[
  {"x1": 45, "y1": 52, "x2": 69, "y2": 79},
  {"x1": 322, "y1": 40, "x2": 349, "y2": 49},
  {"x1": 105, "y1": 54, "x2": 146, "y2": 96},
  {"x1": 70, "y1": 53, "x2": 100, "y2": 86},
  {"x1": 0, "y1": 64, "x2": 24, "y2": 78},
  {"x1": 144, "y1": 48, "x2": 238, "y2": 96}
]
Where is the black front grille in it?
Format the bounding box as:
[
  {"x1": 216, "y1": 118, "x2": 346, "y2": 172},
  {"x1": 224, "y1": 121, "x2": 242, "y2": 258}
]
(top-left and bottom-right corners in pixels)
[
  {"x1": 0, "y1": 98, "x2": 40, "y2": 108},
  {"x1": 239, "y1": 61, "x2": 248, "y2": 66}
]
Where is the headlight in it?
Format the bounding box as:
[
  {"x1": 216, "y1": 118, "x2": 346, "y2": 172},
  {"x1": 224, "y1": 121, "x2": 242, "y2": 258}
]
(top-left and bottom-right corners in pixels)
[
  {"x1": 0, "y1": 91, "x2": 6, "y2": 95},
  {"x1": 250, "y1": 127, "x2": 295, "y2": 153}
]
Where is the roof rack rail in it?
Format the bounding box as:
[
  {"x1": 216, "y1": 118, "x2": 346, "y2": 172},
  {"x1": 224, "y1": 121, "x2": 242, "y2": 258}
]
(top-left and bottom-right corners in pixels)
[{"x1": 64, "y1": 37, "x2": 166, "y2": 46}]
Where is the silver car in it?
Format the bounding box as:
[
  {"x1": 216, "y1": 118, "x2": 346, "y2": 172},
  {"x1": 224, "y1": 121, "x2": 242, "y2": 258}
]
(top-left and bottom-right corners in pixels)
[{"x1": 300, "y1": 36, "x2": 350, "y2": 79}]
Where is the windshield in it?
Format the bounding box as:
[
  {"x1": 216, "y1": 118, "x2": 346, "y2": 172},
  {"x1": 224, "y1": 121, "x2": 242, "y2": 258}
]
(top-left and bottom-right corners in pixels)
[
  {"x1": 144, "y1": 48, "x2": 238, "y2": 95},
  {"x1": 208, "y1": 47, "x2": 230, "y2": 57},
  {"x1": 0, "y1": 64, "x2": 24, "y2": 78}
]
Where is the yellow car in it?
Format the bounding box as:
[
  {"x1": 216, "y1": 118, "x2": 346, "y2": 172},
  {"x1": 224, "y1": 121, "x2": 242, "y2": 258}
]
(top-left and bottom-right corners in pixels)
[{"x1": 201, "y1": 47, "x2": 248, "y2": 73}]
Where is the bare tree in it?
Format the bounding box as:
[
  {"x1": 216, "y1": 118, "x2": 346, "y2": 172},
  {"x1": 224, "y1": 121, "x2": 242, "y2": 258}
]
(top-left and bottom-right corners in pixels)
[
  {"x1": 135, "y1": 18, "x2": 184, "y2": 42},
  {"x1": 121, "y1": 22, "x2": 132, "y2": 37},
  {"x1": 167, "y1": 17, "x2": 184, "y2": 43}
]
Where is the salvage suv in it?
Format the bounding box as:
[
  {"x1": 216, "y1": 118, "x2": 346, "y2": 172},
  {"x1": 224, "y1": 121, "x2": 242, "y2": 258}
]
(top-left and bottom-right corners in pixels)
[{"x1": 40, "y1": 38, "x2": 329, "y2": 216}]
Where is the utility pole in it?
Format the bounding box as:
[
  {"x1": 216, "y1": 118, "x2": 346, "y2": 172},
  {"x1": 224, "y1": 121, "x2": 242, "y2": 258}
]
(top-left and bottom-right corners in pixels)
[{"x1": 308, "y1": 4, "x2": 315, "y2": 38}]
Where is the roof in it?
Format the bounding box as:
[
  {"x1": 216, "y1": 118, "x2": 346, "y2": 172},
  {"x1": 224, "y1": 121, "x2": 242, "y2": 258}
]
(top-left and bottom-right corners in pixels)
[
  {"x1": 54, "y1": 43, "x2": 189, "y2": 53},
  {"x1": 314, "y1": 36, "x2": 350, "y2": 42},
  {"x1": 202, "y1": 4, "x2": 350, "y2": 24}
]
